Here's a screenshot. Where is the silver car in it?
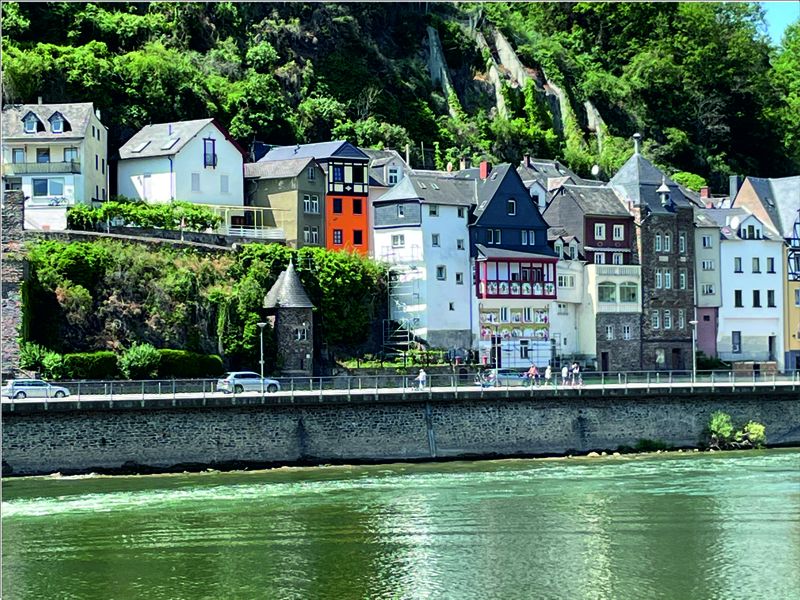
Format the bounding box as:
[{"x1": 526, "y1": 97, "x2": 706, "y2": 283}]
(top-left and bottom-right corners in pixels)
[
  {"x1": 216, "y1": 371, "x2": 281, "y2": 394},
  {"x1": 2, "y1": 379, "x2": 71, "y2": 399}
]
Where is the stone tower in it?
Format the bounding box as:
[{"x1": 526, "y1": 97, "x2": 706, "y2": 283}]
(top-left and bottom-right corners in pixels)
[{"x1": 263, "y1": 260, "x2": 315, "y2": 376}]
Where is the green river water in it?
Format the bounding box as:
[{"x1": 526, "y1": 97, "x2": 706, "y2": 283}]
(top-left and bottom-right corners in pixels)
[{"x1": 2, "y1": 450, "x2": 799, "y2": 600}]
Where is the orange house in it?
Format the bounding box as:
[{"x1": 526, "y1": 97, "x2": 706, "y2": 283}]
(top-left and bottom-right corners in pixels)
[{"x1": 260, "y1": 141, "x2": 370, "y2": 255}]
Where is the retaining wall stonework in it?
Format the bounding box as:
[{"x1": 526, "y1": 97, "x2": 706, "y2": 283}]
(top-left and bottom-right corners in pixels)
[{"x1": 3, "y1": 389, "x2": 798, "y2": 475}]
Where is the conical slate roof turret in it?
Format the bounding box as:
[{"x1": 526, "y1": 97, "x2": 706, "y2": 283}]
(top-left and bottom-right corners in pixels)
[{"x1": 263, "y1": 260, "x2": 315, "y2": 309}]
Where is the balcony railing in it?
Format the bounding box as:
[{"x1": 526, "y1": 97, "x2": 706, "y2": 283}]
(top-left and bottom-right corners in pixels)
[
  {"x1": 593, "y1": 265, "x2": 640, "y2": 277},
  {"x1": 479, "y1": 279, "x2": 556, "y2": 299},
  {"x1": 221, "y1": 225, "x2": 285, "y2": 240},
  {"x1": 597, "y1": 301, "x2": 641, "y2": 313},
  {"x1": 5, "y1": 161, "x2": 81, "y2": 175}
]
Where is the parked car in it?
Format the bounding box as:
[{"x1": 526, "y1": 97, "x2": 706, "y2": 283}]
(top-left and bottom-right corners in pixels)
[
  {"x1": 1, "y1": 379, "x2": 71, "y2": 399},
  {"x1": 216, "y1": 371, "x2": 281, "y2": 394}
]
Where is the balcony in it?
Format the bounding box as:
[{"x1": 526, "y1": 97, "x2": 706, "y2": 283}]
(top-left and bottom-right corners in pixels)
[
  {"x1": 478, "y1": 279, "x2": 556, "y2": 299},
  {"x1": 594, "y1": 265, "x2": 640, "y2": 277},
  {"x1": 220, "y1": 225, "x2": 285, "y2": 240},
  {"x1": 5, "y1": 161, "x2": 81, "y2": 175}
]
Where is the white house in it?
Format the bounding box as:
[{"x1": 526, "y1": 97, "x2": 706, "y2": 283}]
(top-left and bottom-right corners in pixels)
[
  {"x1": 118, "y1": 119, "x2": 244, "y2": 205},
  {"x1": 710, "y1": 209, "x2": 784, "y2": 370},
  {"x1": 1, "y1": 101, "x2": 107, "y2": 229},
  {"x1": 373, "y1": 171, "x2": 475, "y2": 350},
  {"x1": 363, "y1": 148, "x2": 409, "y2": 256}
]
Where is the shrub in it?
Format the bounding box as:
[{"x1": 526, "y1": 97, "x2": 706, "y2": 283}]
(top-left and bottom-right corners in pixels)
[
  {"x1": 708, "y1": 411, "x2": 734, "y2": 443},
  {"x1": 157, "y1": 349, "x2": 224, "y2": 378},
  {"x1": 737, "y1": 421, "x2": 767, "y2": 448},
  {"x1": 19, "y1": 342, "x2": 48, "y2": 372},
  {"x1": 707, "y1": 412, "x2": 766, "y2": 450},
  {"x1": 62, "y1": 351, "x2": 119, "y2": 379},
  {"x1": 119, "y1": 343, "x2": 160, "y2": 379},
  {"x1": 42, "y1": 351, "x2": 65, "y2": 380}
]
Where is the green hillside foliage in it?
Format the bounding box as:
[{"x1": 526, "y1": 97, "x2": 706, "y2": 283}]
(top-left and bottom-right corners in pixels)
[
  {"x1": 24, "y1": 239, "x2": 386, "y2": 371},
  {"x1": 2, "y1": 2, "x2": 797, "y2": 189}
]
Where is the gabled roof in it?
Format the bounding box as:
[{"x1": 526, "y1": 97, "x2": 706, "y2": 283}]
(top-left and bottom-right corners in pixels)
[
  {"x1": 374, "y1": 171, "x2": 476, "y2": 206},
  {"x1": 260, "y1": 140, "x2": 368, "y2": 163},
  {"x1": 455, "y1": 163, "x2": 515, "y2": 219},
  {"x1": 119, "y1": 119, "x2": 243, "y2": 160},
  {"x1": 244, "y1": 157, "x2": 316, "y2": 180},
  {"x1": 263, "y1": 261, "x2": 314, "y2": 309},
  {"x1": 517, "y1": 157, "x2": 579, "y2": 182},
  {"x1": 361, "y1": 148, "x2": 408, "y2": 187},
  {"x1": 2, "y1": 102, "x2": 97, "y2": 139},
  {"x1": 699, "y1": 207, "x2": 781, "y2": 241},
  {"x1": 738, "y1": 176, "x2": 800, "y2": 239},
  {"x1": 555, "y1": 184, "x2": 629, "y2": 217},
  {"x1": 475, "y1": 244, "x2": 557, "y2": 261}
]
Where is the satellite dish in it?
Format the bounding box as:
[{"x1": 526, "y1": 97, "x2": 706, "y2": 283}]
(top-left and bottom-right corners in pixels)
[
  {"x1": 730, "y1": 216, "x2": 740, "y2": 231},
  {"x1": 591, "y1": 164, "x2": 600, "y2": 176},
  {"x1": 446, "y1": 162, "x2": 453, "y2": 172}
]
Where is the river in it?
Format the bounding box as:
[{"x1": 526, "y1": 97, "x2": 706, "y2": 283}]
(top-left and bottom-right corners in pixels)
[{"x1": 3, "y1": 449, "x2": 799, "y2": 599}]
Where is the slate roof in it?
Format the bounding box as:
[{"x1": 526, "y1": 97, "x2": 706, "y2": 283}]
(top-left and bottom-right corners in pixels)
[
  {"x1": 455, "y1": 163, "x2": 514, "y2": 219},
  {"x1": 556, "y1": 184, "x2": 629, "y2": 216},
  {"x1": 119, "y1": 119, "x2": 217, "y2": 159},
  {"x1": 260, "y1": 140, "x2": 368, "y2": 163},
  {"x1": 610, "y1": 152, "x2": 695, "y2": 212},
  {"x1": 699, "y1": 207, "x2": 781, "y2": 241},
  {"x1": 361, "y1": 148, "x2": 408, "y2": 187},
  {"x1": 244, "y1": 157, "x2": 315, "y2": 180},
  {"x1": 2, "y1": 102, "x2": 98, "y2": 140},
  {"x1": 740, "y1": 176, "x2": 800, "y2": 239},
  {"x1": 263, "y1": 261, "x2": 314, "y2": 309},
  {"x1": 475, "y1": 244, "x2": 557, "y2": 261},
  {"x1": 517, "y1": 158, "x2": 579, "y2": 182},
  {"x1": 374, "y1": 172, "x2": 476, "y2": 206}
]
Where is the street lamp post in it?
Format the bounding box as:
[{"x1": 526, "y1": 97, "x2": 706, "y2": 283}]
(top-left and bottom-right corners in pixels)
[
  {"x1": 689, "y1": 320, "x2": 698, "y2": 383},
  {"x1": 257, "y1": 322, "x2": 267, "y2": 393}
]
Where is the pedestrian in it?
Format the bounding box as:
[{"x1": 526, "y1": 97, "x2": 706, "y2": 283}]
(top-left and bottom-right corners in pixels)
[
  {"x1": 573, "y1": 363, "x2": 582, "y2": 387},
  {"x1": 415, "y1": 368, "x2": 427, "y2": 391},
  {"x1": 533, "y1": 364, "x2": 540, "y2": 386},
  {"x1": 561, "y1": 365, "x2": 568, "y2": 387},
  {"x1": 526, "y1": 364, "x2": 537, "y2": 387},
  {"x1": 571, "y1": 362, "x2": 579, "y2": 387},
  {"x1": 544, "y1": 364, "x2": 552, "y2": 387}
]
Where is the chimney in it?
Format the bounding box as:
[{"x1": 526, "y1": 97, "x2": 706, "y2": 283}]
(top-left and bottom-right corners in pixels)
[
  {"x1": 168, "y1": 123, "x2": 173, "y2": 135},
  {"x1": 479, "y1": 160, "x2": 492, "y2": 180},
  {"x1": 95, "y1": 108, "x2": 101, "y2": 121},
  {"x1": 459, "y1": 158, "x2": 466, "y2": 171},
  {"x1": 37, "y1": 96, "x2": 43, "y2": 105},
  {"x1": 729, "y1": 175, "x2": 742, "y2": 201},
  {"x1": 524, "y1": 154, "x2": 532, "y2": 168},
  {"x1": 700, "y1": 186, "x2": 709, "y2": 199},
  {"x1": 632, "y1": 132, "x2": 642, "y2": 154}
]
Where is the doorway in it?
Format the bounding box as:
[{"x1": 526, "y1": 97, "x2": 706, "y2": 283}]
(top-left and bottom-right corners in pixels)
[
  {"x1": 601, "y1": 352, "x2": 610, "y2": 372},
  {"x1": 671, "y1": 348, "x2": 683, "y2": 370},
  {"x1": 768, "y1": 336, "x2": 776, "y2": 361}
]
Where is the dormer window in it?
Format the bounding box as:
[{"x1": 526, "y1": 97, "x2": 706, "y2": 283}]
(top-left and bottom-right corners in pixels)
[
  {"x1": 388, "y1": 167, "x2": 399, "y2": 186},
  {"x1": 23, "y1": 113, "x2": 41, "y2": 134},
  {"x1": 51, "y1": 116, "x2": 63, "y2": 133},
  {"x1": 555, "y1": 241, "x2": 564, "y2": 258},
  {"x1": 507, "y1": 199, "x2": 516, "y2": 216}
]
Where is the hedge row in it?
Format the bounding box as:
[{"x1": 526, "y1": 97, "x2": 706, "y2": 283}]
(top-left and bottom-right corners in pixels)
[{"x1": 35, "y1": 349, "x2": 224, "y2": 380}]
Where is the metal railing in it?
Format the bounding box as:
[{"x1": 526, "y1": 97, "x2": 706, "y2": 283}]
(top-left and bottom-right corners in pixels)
[
  {"x1": 5, "y1": 160, "x2": 81, "y2": 174},
  {"x1": 2, "y1": 370, "x2": 798, "y2": 407}
]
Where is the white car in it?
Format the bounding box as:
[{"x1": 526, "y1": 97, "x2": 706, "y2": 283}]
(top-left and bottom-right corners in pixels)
[
  {"x1": 2, "y1": 379, "x2": 71, "y2": 399},
  {"x1": 216, "y1": 371, "x2": 281, "y2": 394}
]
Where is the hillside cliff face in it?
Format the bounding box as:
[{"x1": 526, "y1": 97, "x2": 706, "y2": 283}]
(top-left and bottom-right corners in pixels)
[{"x1": 2, "y1": 2, "x2": 798, "y2": 189}]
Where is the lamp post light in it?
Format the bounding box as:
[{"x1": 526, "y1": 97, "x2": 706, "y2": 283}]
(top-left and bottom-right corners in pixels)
[
  {"x1": 257, "y1": 322, "x2": 267, "y2": 393},
  {"x1": 689, "y1": 320, "x2": 698, "y2": 383}
]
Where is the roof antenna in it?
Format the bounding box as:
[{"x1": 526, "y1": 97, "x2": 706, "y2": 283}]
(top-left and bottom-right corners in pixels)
[{"x1": 633, "y1": 133, "x2": 642, "y2": 155}]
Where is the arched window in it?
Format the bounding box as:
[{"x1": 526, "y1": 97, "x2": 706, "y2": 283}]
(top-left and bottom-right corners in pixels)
[
  {"x1": 598, "y1": 282, "x2": 616, "y2": 303},
  {"x1": 619, "y1": 282, "x2": 638, "y2": 303}
]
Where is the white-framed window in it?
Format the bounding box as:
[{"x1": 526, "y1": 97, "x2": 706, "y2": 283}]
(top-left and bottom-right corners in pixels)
[
  {"x1": 594, "y1": 223, "x2": 606, "y2": 240},
  {"x1": 612, "y1": 253, "x2": 623, "y2": 265},
  {"x1": 734, "y1": 257, "x2": 742, "y2": 272},
  {"x1": 32, "y1": 177, "x2": 64, "y2": 197},
  {"x1": 702, "y1": 259, "x2": 714, "y2": 271},
  {"x1": 12, "y1": 148, "x2": 24, "y2": 163},
  {"x1": 613, "y1": 224, "x2": 624, "y2": 240},
  {"x1": 397, "y1": 205, "x2": 405, "y2": 218},
  {"x1": 702, "y1": 283, "x2": 715, "y2": 295},
  {"x1": 519, "y1": 339, "x2": 529, "y2": 359},
  {"x1": 303, "y1": 226, "x2": 319, "y2": 244},
  {"x1": 391, "y1": 234, "x2": 405, "y2": 248},
  {"x1": 523, "y1": 307, "x2": 533, "y2": 322},
  {"x1": 37, "y1": 148, "x2": 50, "y2": 163},
  {"x1": 507, "y1": 199, "x2": 516, "y2": 216},
  {"x1": 527, "y1": 230, "x2": 536, "y2": 244},
  {"x1": 732, "y1": 331, "x2": 741, "y2": 353},
  {"x1": 388, "y1": 167, "x2": 399, "y2": 185},
  {"x1": 436, "y1": 265, "x2": 446, "y2": 280},
  {"x1": 24, "y1": 114, "x2": 39, "y2": 133},
  {"x1": 606, "y1": 325, "x2": 614, "y2": 340},
  {"x1": 521, "y1": 230, "x2": 528, "y2": 245},
  {"x1": 594, "y1": 253, "x2": 605, "y2": 264},
  {"x1": 663, "y1": 310, "x2": 672, "y2": 329},
  {"x1": 598, "y1": 282, "x2": 616, "y2": 303},
  {"x1": 555, "y1": 241, "x2": 563, "y2": 258},
  {"x1": 455, "y1": 272, "x2": 464, "y2": 285},
  {"x1": 569, "y1": 244, "x2": 578, "y2": 260},
  {"x1": 295, "y1": 327, "x2": 308, "y2": 341},
  {"x1": 500, "y1": 307, "x2": 509, "y2": 322},
  {"x1": 619, "y1": 282, "x2": 638, "y2": 303},
  {"x1": 429, "y1": 204, "x2": 439, "y2": 216},
  {"x1": 458, "y1": 207, "x2": 465, "y2": 218},
  {"x1": 622, "y1": 325, "x2": 632, "y2": 340},
  {"x1": 557, "y1": 274, "x2": 575, "y2": 288},
  {"x1": 307, "y1": 166, "x2": 316, "y2": 181},
  {"x1": 679, "y1": 269, "x2": 687, "y2": 290},
  {"x1": 457, "y1": 239, "x2": 465, "y2": 250},
  {"x1": 303, "y1": 194, "x2": 320, "y2": 214},
  {"x1": 679, "y1": 232, "x2": 686, "y2": 254},
  {"x1": 655, "y1": 234, "x2": 662, "y2": 252},
  {"x1": 664, "y1": 233, "x2": 672, "y2": 252},
  {"x1": 220, "y1": 174, "x2": 229, "y2": 194},
  {"x1": 333, "y1": 229, "x2": 343, "y2": 245},
  {"x1": 678, "y1": 309, "x2": 685, "y2": 329},
  {"x1": 191, "y1": 172, "x2": 200, "y2": 192},
  {"x1": 51, "y1": 115, "x2": 63, "y2": 133},
  {"x1": 488, "y1": 229, "x2": 501, "y2": 244},
  {"x1": 303, "y1": 226, "x2": 311, "y2": 244},
  {"x1": 767, "y1": 257, "x2": 775, "y2": 273},
  {"x1": 702, "y1": 235, "x2": 712, "y2": 248},
  {"x1": 651, "y1": 310, "x2": 660, "y2": 329},
  {"x1": 752, "y1": 257, "x2": 760, "y2": 273},
  {"x1": 656, "y1": 270, "x2": 663, "y2": 289},
  {"x1": 432, "y1": 233, "x2": 440, "y2": 247},
  {"x1": 557, "y1": 302, "x2": 568, "y2": 315},
  {"x1": 664, "y1": 269, "x2": 672, "y2": 289}
]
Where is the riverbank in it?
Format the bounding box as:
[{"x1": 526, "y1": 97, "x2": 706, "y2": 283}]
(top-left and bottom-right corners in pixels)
[{"x1": 4, "y1": 386, "x2": 798, "y2": 476}]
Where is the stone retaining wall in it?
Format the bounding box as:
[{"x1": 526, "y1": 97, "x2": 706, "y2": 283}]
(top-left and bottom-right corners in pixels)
[{"x1": 3, "y1": 389, "x2": 798, "y2": 476}]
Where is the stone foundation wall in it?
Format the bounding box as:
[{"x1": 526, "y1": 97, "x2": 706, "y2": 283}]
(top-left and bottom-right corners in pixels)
[
  {"x1": 1, "y1": 190, "x2": 25, "y2": 377},
  {"x1": 3, "y1": 389, "x2": 798, "y2": 476}
]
